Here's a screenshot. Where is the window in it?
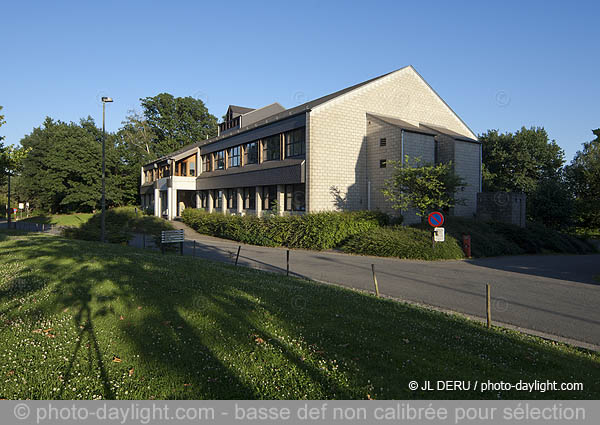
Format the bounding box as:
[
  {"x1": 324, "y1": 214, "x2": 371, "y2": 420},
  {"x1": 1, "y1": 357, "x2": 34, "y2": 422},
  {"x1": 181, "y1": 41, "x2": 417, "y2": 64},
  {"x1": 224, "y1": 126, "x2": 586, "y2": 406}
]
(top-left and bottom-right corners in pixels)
[
  {"x1": 262, "y1": 185, "x2": 277, "y2": 210},
  {"x1": 226, "y1": 188, "x2": 237, "y2": 209},
  {"x1": 380, "y1": 138, "x2": 387, "y2": 147},
  {"x1": 214, "y1": 190, "x2": 223, "y2": 209},
  {"x1": 380, "y1": 159, "x2": 386, "y2": 168},
  {"x1": 215, "y1": 151, "x2": 225, "y2": 170},
  {"x1": 244, "y1": 141, "x2": 258, "y2": 165},
  {"x1": 285, "y1": 184, "x2": 306, "y2": 211},
  {"x1": 262, "y1": 135, "x2": 280, "y2": 161},
  {"x1": 202, "y1": 155, "x2": 212, "y2": 172},
  {"x1": 228, "y1": 146, "x2": 241, "y2": 168},
  {"x1": 189, "y1": 161, "x2": 196, "y2": 176},
  {"x1": 199, "y1": 191, "x2": 208, "y2": 208},
  {"x1": 285, "y1": 127, "x2": 305, "y2": 157},
  {"x1": 243, "y1": 187, "x2": 256, "y2": 209}
]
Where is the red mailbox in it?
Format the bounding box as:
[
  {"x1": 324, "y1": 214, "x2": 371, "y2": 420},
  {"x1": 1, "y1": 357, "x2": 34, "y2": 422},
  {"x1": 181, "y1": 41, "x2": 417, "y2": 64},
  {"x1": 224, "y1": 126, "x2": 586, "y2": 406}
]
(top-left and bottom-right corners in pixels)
[{"x1": 462, "y1": 234, "x2": 471, "y2": 258}]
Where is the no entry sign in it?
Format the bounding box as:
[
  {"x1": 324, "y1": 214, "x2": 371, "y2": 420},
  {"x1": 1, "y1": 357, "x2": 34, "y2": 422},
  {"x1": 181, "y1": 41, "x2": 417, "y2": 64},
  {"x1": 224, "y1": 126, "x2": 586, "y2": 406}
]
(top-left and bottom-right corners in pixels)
[{"x1": 427, "y1": 211, "x2": 444, "y2": 227}]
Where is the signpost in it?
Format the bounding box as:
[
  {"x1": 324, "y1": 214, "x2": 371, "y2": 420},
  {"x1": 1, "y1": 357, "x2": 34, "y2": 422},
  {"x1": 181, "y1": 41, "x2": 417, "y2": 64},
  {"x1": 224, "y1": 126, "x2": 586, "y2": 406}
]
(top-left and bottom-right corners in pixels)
[{"x1": 427, "y1": 212, "x2": 445, "y2": 249}]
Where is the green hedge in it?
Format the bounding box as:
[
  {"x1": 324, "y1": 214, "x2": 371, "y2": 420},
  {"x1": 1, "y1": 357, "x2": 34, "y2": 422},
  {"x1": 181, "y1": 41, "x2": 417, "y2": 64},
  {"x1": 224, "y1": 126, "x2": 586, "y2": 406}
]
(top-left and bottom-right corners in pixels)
[
  {"x1": 64, "y1": 206, "x2": 173, "y2": 244},
  {"x1": 182, "y1": 209, "x2": 388, "y2": 250},
  {"x1": 440, "y1": 218, "x2": 596, "y2": 257},
  {"x1": 341, "y1": 226, "x2": 465, "y2": 260}
]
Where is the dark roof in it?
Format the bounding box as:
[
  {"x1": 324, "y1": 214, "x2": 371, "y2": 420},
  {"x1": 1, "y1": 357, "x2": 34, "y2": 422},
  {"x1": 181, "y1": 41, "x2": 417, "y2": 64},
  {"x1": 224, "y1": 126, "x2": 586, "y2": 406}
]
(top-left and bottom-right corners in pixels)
[
  {"x1": 145, "y1": 67, "x2": 409, "y2": 166},
  {"x1": 420, "y1": 123, "x2": 479, "y2": 143},
  {"x1": 367, "y1": 113, "x2": 436, "y2": 136},
  {"x1": 228, "y1": 105, "x2": 255, "y2": 115}
]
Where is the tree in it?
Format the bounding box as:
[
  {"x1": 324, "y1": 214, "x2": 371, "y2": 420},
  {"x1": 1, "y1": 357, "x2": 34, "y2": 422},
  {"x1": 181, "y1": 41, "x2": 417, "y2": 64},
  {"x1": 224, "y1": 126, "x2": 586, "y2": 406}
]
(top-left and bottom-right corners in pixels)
[
  {"x1": 382, "y1": 156, "x2": 467, "y2": 218},
  {"x1": 19, "y1": 117, "x2": 125, "y2": 213},
  {"x1": 480, "y1": 127, "x2": 564, "y2": 194},
  {"x1": 527, "y1": 173, "x2": 574, "y2": 229},
  {"x1": 565, "y1": 129, "x2": 600, "y2": 229},
  {"x1": 140, "y1": 93, "x2": 217, "y2": 157}
]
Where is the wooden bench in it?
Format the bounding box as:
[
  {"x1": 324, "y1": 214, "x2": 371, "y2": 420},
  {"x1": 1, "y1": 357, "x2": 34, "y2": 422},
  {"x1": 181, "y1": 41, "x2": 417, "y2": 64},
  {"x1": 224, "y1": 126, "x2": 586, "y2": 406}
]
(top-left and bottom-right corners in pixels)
[{"x1": 161, "y1": 229, "x2": 184, "y2": 255}]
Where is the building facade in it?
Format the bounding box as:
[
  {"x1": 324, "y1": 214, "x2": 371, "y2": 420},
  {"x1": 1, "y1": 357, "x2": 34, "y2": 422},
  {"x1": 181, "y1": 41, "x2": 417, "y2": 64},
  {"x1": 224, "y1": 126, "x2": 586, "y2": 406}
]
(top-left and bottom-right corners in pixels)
[{"x1": 140, "y1": 66, "x2": 481, "y2": 223}]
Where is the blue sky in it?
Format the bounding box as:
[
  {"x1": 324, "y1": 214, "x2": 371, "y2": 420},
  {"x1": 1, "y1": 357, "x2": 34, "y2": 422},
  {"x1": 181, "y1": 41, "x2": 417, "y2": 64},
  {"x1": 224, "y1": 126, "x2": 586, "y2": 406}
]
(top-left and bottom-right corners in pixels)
[{"x1": 1, "y1": 0, "x2": 598, "y2": 161}]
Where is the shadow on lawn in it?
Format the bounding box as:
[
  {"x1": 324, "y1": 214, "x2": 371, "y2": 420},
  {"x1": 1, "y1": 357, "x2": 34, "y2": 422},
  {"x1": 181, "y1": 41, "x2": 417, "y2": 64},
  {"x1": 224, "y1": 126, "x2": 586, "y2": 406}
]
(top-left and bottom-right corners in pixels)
[{"x1": 1, "y1": 234, "x2": 599, "y2": 399}]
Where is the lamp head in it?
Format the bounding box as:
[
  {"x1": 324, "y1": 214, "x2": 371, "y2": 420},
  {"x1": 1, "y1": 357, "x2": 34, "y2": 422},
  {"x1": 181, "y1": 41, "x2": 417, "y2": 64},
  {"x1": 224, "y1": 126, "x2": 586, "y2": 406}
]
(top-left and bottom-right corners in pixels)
[{"x1": 101, "y1": 97, "x2": 113, "y2": 103}]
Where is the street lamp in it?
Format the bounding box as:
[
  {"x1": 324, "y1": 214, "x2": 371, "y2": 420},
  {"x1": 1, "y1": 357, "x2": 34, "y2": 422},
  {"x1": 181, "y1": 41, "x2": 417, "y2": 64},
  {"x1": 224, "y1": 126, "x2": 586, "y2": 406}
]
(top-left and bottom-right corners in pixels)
[{"x1": 100, "y1": 96, "x2": 113, "y2": 243}]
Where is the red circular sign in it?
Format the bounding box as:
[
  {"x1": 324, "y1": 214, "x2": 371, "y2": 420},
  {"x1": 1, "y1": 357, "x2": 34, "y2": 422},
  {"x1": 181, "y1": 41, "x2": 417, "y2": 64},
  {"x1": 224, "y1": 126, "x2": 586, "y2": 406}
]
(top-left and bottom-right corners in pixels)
[{"x1": 427, "y1": 211, "x2": 444, "y2": 227}]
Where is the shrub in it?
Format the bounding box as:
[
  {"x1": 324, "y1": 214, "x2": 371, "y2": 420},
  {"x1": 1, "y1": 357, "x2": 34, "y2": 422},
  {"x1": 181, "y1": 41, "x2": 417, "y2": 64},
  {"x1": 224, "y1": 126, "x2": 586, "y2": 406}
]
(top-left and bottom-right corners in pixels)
[
  {"x1": 181, "y1": 209, "x2": 388, "y2": 250},
  {"x1": 341, "y1": 226, "x2": 465, "y2": 260},
  {"x1": 64, "y1": 206, "x2": 173, "y2": 244}
]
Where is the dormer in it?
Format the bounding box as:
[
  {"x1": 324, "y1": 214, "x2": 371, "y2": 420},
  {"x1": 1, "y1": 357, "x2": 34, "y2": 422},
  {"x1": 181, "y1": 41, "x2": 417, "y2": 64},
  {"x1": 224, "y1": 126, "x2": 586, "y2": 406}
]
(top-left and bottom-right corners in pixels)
[{"x1": 217, "y1": 103, "x2": 286, "y2": 136}]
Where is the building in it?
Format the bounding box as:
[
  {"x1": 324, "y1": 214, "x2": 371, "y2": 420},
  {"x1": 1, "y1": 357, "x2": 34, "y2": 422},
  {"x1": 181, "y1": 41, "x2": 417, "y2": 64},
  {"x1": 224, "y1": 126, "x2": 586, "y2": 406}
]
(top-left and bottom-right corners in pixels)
[{"x1": 140, "y1": 66, "x2": 481, "y2": 224}]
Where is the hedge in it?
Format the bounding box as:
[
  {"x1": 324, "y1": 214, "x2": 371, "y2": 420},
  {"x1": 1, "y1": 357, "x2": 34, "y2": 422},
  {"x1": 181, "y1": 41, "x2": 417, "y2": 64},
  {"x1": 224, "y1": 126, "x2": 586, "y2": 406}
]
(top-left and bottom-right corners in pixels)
[
  {"x1": 341, "y1": 226, "x2": 466, "y2": 260},
  {"x1": 64, "y1": 206, "x2": 173, "y2": 244},
  {"x1": 181, "y1": 209, "x2": 388, "y2": 250}
]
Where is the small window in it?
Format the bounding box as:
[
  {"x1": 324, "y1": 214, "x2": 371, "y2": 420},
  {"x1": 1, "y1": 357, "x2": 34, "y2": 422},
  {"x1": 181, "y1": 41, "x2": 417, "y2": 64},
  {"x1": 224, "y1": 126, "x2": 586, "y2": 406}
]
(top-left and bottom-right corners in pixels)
[
  {"x1": 215, "y1": 151, "x2": 225, "y2": 170},
  {"x1": 380, "y1": 159, "x2": 387, "y2": 168},
  {"x1": 380, "y1": 138, "x2": 387, "y2": 147}
]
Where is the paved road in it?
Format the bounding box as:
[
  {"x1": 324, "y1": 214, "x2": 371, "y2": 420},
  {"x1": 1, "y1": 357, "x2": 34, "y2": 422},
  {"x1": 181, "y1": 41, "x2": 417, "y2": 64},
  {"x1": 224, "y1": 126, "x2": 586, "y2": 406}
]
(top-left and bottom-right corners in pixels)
[{"x1": 159, "y1": 222, "x2": 600, "y2": 347}]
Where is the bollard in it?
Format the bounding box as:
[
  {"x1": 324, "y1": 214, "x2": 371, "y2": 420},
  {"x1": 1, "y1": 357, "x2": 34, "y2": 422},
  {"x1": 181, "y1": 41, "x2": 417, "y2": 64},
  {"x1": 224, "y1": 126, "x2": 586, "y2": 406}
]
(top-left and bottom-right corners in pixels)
[
  {"x1": 462, "y1": 234, "x2": 471, "y2": 258},
  {"x1": 235, "y1": 245, "x2": 241, "y2": 266},
  {"x1": 286, "y1": 250, "x2": 290, "y2": 276},
  {"x1": 486, "y1": 284, "x2": 491, "y2": 328},
  {"x1": 371, "y1": 264, "x2": 380, "y2": 297},
  {"x1": 193, "y1": 240, "x2": 196, "y2": 257}
]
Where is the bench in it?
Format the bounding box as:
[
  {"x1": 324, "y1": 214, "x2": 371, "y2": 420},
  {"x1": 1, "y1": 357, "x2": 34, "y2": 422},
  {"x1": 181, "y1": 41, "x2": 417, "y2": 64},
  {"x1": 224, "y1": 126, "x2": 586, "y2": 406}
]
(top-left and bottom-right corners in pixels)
[{"x1": 161, "y1": 229, "x2": 184, "y2": 255}]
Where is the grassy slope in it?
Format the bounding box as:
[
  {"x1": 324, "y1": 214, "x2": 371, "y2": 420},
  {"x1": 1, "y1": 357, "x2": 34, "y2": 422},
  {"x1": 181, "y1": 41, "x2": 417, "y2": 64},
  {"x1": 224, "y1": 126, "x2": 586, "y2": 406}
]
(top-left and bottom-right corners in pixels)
[
  {"x1": 19, "y1": 213, "x2": 93, "y2": 227},
  {"x1": 0, "y1": 232, "x2": 598, "y2": 400}
]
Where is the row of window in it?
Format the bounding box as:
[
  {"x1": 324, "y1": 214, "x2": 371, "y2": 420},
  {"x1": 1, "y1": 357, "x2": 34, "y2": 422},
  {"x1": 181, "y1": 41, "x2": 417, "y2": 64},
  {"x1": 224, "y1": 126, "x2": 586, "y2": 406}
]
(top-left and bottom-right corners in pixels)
[
  {"x1": 202, "y1": 127, "x2": 305, "y2": 172},
  {"x1": 197, "y1": 184, "x2": 306, "y2": 212}
]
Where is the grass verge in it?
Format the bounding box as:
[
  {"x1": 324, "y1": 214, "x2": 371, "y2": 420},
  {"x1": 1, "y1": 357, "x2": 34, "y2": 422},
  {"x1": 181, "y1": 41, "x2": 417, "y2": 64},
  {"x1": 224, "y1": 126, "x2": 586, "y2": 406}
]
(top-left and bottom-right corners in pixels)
[
  {"x1": 18, "y1": 213, "x2": 93, "y2": 227},
  {"x1": 0, "y1": 232, "x2": 598, "y2": 400}
]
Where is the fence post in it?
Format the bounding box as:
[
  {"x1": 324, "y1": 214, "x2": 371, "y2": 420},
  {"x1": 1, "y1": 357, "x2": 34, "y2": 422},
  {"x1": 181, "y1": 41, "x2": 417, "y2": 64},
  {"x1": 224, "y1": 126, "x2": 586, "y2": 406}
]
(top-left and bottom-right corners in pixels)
[
  {"x1": 193, "y1": 240, "x2": 196, "y2": 257},
  {"x1": 286, "y1": 250, "x2": 290, "y2": 276},
  {"x1": 486, "y1": 284, "x2": 491, "y2": 329},
  {"x1": 235, "y1": 245, "x2": 241, "y2": 266},
  {"x1": 180, "y1": 241, "x2": 183, "y2": 256},
  {"x1": 371, "y1": 264, "x2": 380, "y2": 297},
  {"x1": 142, "y1": 234, "x2": 146, "y2": 249}
]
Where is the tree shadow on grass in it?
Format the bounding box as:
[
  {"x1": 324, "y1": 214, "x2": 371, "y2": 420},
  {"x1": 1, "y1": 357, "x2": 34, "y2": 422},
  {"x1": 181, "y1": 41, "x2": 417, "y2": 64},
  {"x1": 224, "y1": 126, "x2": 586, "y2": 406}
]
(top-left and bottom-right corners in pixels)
[{"x1": 1, "y1": 234, "x2": 599, "y2": 400}]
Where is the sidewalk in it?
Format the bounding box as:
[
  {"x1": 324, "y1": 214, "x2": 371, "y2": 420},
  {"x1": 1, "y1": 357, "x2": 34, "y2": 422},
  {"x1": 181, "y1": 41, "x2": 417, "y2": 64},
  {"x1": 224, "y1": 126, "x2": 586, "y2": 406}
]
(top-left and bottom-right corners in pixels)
[{"x1": 142, "y1": 220, "x2": 600, "y2": 349}]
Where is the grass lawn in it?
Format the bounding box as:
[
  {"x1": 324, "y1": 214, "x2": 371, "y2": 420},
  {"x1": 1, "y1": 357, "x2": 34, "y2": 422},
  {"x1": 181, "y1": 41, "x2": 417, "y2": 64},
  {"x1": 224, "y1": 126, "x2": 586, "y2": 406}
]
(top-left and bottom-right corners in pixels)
[
  {"x1": 19, "y1": 213, "x2": 93, "y2": 227},
  {"x1": 0, "y1": 231, "x2": 598, "y2": 400}
]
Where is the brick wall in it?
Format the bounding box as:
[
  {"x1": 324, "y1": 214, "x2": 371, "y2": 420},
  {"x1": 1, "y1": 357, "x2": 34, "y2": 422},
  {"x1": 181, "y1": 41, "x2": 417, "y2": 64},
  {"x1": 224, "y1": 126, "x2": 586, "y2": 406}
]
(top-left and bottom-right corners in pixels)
[{"x1": 307, "y1": 66, "x2": 476, "y2": 212}]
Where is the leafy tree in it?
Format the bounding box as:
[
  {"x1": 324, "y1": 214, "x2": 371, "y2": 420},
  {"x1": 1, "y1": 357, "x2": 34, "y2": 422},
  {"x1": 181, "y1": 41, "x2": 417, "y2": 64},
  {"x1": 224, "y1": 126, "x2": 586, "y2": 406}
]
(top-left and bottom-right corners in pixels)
[
  {"x1": 19, "y1": 117, "x2": 125, "y2": 213},
  {"x1": 382, "y1": 156, "x2": 467, "y2": 218},
  {"x1": 480, "y1": 127, "x2": 564, "y2": 194},
  {"x1": 565, "y1": 129, "x2": 600, "y2": 229},
  {"x1": 140, "y1": 93, "x2": 217, "y2": 157},
  {"x1": 527, "y1": 174, "x2": 574, "y2": 229}
]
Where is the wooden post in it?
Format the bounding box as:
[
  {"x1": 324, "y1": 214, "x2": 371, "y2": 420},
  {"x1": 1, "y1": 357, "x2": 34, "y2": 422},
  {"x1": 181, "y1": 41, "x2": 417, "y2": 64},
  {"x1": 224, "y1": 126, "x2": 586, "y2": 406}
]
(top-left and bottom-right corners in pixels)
[
  {"x1": 286, "y1": 250, "x2": 290, "y2": 276},
  {"x1": 486, "y1": 284, "x2": 491, "y2": 329},
  {"x1": 193, "y1": 240, "x2": 196, "y2": 257},
  {"x1": 235, "y1": 245, "x2": 241, "y2": 265},
  {"x1": 180, "y1": 241, "x2": 184, "y2": 256},
  {"x1": 142, "y1": 234, "x2": 146, "y2": 249},
  {"x1": 371, "y1": 264, "x2": 380, "y2": 297}
]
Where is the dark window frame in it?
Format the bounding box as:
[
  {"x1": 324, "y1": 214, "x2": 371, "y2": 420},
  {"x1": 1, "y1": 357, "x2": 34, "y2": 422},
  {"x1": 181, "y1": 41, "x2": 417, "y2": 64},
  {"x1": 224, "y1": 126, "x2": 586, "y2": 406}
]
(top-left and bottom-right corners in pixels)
[
  {"x1": 380, "y1": 159, "x2": 387, "y2": 168},
  {"x1": 262, "y1": 135, "x2": 280, "y2": 162},
  {"x1": 262, "y1": 185, "x2": 277, "y2": 210},
  {"x1": 285, "y1": 127, "x2": 305, "y2": 158},
  {"x1": 243, "y1": 187, "x2": 256, "y2": 210},
  {"x1": 284, "y1": 184, "x2": 306, "y2": 212},
  {"x1": 228, "y1": 146, "x2": 241, "y2": 168},
  {"x1": 215, "y1": 151, "x2": 225, "y2": 170},
  {"x1": 244, "y1": 141, "x2": 259, "y2": 165},
  {"x1": 380, "y1": 138, "x2": 387, "y2": 147}
]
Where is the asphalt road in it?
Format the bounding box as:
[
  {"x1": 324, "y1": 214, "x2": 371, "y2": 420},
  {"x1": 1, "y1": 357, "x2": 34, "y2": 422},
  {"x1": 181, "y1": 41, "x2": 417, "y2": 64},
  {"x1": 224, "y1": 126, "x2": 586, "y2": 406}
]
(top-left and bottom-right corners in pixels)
[{"x1": 154, "y1": 222, "x2": 600, "y2": 347}]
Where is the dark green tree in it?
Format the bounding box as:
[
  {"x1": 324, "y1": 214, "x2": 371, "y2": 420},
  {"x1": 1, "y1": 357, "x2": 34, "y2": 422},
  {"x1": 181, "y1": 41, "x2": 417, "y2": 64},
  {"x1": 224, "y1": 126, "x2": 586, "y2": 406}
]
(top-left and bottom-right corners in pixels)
[
  {"x1": 19, "y1": 117, "x2": 125, "y2": 213},
  {"x1": 480, "y1": 127, "x2": 564, "y2": 194},
  {"x1": 527, "y1": 173, "x2": 574, "y2": 229},
  {"x1": 140, "y1": 93, "x2": 217, "y2": 157},
  {"x1": 565, "y1": 129, "x2": 600, "y2": 229}
]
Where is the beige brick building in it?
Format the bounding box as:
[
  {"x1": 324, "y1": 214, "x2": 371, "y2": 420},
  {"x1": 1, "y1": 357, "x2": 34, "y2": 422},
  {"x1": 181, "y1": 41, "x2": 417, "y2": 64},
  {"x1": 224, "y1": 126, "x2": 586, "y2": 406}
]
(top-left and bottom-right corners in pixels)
[{"x1": 140, "y1": 66, "x2": 481, "y2": 223}]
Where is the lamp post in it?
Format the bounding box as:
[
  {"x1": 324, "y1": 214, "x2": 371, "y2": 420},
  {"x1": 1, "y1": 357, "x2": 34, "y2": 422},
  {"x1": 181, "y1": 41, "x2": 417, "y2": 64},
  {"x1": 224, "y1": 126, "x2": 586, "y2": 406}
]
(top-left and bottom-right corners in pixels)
[{"x1": 100, "y1": 96, "x2": 113, "y2": 243}]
